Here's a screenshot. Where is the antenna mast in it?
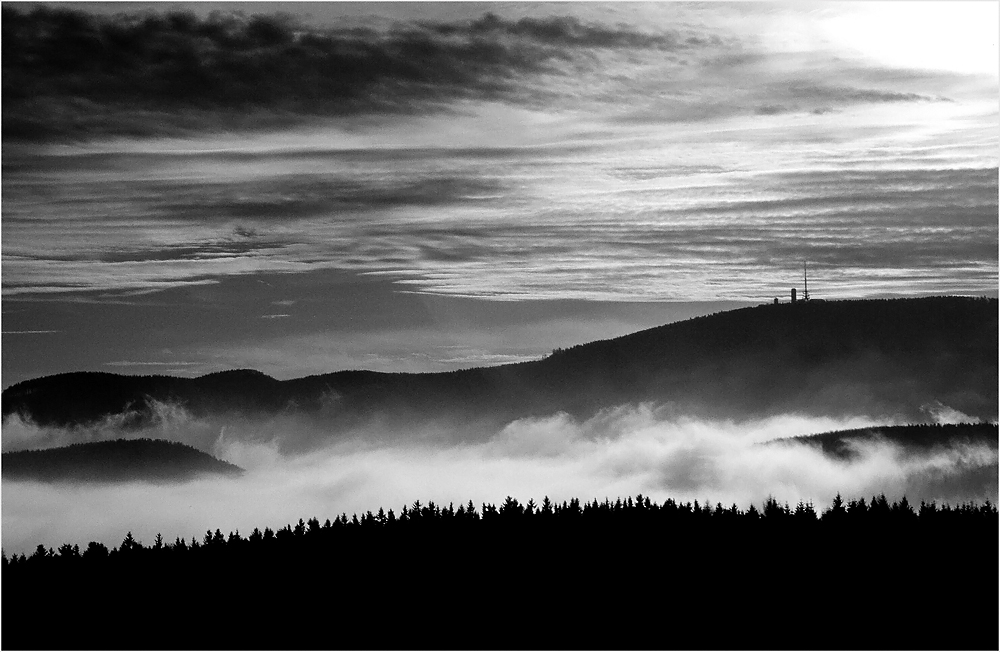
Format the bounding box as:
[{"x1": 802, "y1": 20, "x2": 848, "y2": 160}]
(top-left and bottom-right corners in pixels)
[{"x1": 803, "y1": 262, "x2": 809, "y2": 301}]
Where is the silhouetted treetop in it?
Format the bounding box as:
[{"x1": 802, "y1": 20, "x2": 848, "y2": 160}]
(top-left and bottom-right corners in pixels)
[{"x1": 3, "y1": 489, "x2": 995, "y2": 649}]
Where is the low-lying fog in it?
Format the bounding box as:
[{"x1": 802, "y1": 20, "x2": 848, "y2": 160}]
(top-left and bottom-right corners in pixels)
[{"x1": 3, "y1": 404, "x2": 996, "y2": 555}]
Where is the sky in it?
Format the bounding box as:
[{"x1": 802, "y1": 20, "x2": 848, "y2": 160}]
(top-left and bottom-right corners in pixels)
[
  {"x1": 2, "y1": 1, "x2": 998, "y2": 385},
  {"x1": 1, "y1": 1, "x2": 998, "y2": 554}
]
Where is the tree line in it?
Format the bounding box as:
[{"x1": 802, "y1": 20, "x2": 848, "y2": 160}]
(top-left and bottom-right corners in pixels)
[
  {"x1": 4, "y1": 491, "x2": 996, "y2": 567},
  {"x1": 3, "y1": 492, "x2": 996, "y2": 650}
]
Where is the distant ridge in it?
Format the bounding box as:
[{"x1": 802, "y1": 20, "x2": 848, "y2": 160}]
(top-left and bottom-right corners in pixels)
[
  {"x1": 765, "y1": 422, "x2": 999, "y2": 502},
  {"x1": 2, "y1": 297, "x2": 996, "y2": 433},
  {"x1": 2, "y1": 438, "x2": 244, "y2": 483},
  {"x1": 775, "y1": 422, "x2": 999, "y2": 459}
]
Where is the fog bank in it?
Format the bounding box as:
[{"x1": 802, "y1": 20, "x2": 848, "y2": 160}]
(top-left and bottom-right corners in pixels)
[{"x1": 3, "y1": 406, "x2": 995, "y2": 554}]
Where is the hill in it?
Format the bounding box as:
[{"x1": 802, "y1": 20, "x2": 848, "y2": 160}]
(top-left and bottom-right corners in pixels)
[
  {"x1": 2, "y1": 297, "x2": 996, "y2": 433},
  {"x1": 768, "y1": 422, "x2": 999, "y2": 502},
  {"x1": 1, "y1": 438, "x2": 244, "y2": 483},
  {"x1": 774, "y1": 422, "x2": 999, "y2": 459}
]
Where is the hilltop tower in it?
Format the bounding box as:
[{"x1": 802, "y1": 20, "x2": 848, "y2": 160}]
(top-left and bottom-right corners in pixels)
[{"x1": 803, "y1": 262, "x2": 810, "y2": 302}]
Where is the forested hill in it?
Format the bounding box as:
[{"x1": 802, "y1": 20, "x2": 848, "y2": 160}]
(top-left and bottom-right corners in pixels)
[
  {"x1": 1, "y1": 438, "x2": 243, "y2": 483},
  {"x1": 776, "y1": 422, "x2": 999, "y2": 460},
  {"x1": 2, "y1": 296, "x2": 996, "y2": 431},
  {"x1": 3, "y1": 492, "x2": 997, "y2": 650}
]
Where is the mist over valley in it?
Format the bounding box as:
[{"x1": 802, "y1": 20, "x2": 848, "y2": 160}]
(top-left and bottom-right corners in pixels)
[
  {"x1": 3, "y1": 297, "x2": 996, "y2": 555},
  {"x1": 2, "y1": 3, "x2": 997, "y2": 649}
]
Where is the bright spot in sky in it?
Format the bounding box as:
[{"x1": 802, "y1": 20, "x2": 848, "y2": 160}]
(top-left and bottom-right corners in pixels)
[{"x1": 824, "y1": 2, "x2": 999, "y2": 77}]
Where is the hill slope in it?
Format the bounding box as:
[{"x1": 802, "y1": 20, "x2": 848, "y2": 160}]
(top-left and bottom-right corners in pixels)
[
  {"x1": 2, "y1": 297, "x2": 996, "y2": 432},
  {"x1": 2, "y1": 438, "x2": 244, "y2": 483},
  {"x1": 768, "y1": 422, "x2": 999, "y2": 502},
  {"x1": 776, "y1": 422, "x2": 998, "y2": 460}
]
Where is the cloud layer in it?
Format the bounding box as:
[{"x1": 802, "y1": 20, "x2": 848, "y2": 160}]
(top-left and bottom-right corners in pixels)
[
  {"x1": 4, "y1": 4, "x2": 995, "y2": 312},
  {"x1": 4, "y1": 144, "x2": 996, "y2": 302},
  {"x1": 4, "y1": 4, "x2": 989, "y2": 141},
  {"x1": 3, "y1": 405, "x2": 995, "y2": 555},
  {"x1": 1, "y1": 7, "x2": 717, "y2": 140}
]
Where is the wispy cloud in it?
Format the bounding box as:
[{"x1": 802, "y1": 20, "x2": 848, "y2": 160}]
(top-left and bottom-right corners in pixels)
[
  {"x1": 4, "y1": 141, "x2": 996, "y2": 301},
  {"x1": 103, "y1": 361, "x2": 202, "y2": 367}
]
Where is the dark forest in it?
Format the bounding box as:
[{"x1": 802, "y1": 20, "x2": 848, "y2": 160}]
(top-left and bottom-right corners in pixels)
[{"x1": 3, "y1": 492, "x2": 997, "y2": 650}]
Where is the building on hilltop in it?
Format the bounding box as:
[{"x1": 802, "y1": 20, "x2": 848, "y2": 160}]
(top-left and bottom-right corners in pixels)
[{"x1": 778, "y1": 262, "x2": 812, "y2": 304}]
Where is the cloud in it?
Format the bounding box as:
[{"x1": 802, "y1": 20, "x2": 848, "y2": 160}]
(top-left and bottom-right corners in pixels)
[
  {"x1": 1, "y1": 330, "x2": 60, "y2": 335},
  {"x1": 920, "y1": 401, "x2": 980, "y2": 425},
  {"x1": 748, "y1": 84, "x2": 944, "y2": 118},
  {"x1": 3, "y1": 7, "x2": 995, "y2": 306},
  {"x1": 787, "y1": 84, "x2": 948, "y2": 105},
  {"x1": 4, "y1": 3, "x2": 988, "y2": 143},
  {"x1": 157, "y1": 174, "x2": 509, "y2": 221},
  {"x1": 103, "y1": 361, "x2": 202, "y2": 367},
  {"x1": 0, "y1": 401, "x2": 212, "y2": 453},
  {"x1": 3, "y1": 404, "x2": 995, "y2": 555},
  {"x1": 756, "y1": 104, "x2": 790, "y2": 116},
  {"x1": 612, "y1": 43, "x2": 974, "y2": 128},
  {"x1": 4, "y1": 139, "x2": 996, "y2": 301},
  {"x1": 440, "y1": 13, "x2": 704, "y2": 52},
  {"x1": 1, "y1": 6, "x2": 712, "y2": 141}
]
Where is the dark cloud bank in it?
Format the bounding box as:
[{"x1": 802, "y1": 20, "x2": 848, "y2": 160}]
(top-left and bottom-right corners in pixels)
[
  {"x1": 2, "y1": 5, "x2": 955, "y2": 141},
  {"x1": 1, "y1": 6, "x2": 704, "y2": 140}
]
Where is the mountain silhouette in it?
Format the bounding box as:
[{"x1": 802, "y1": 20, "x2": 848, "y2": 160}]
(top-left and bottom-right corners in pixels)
[
  {"x1": 2, "y1": 438, "x2": 243, "y2": 483},
  {"x1": 2, "y1": 297, "x2": 996, "y2": 434}
]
